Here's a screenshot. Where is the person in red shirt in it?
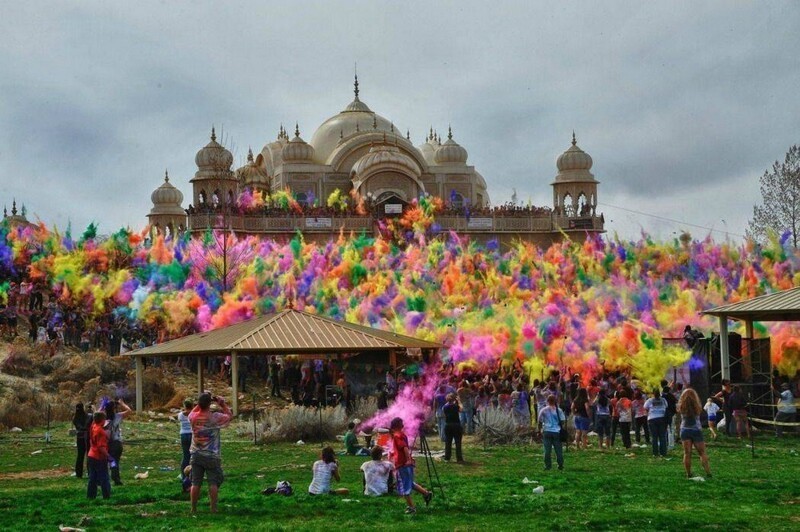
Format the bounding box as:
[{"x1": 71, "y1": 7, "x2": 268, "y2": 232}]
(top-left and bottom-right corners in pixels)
[
  {"x1": 87, "y1": 411, "x2": 111, "y2": 499},
  {"x1": 389, "y1": 417, "x2": 432, "y2": 515}
]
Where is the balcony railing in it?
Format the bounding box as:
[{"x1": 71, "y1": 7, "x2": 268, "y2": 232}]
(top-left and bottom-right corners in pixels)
[{"x1": 187, "y1": 212, "x2": 603, "y2": 234}]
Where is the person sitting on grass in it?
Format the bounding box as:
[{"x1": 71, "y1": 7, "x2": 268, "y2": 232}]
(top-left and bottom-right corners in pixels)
[
  {"x1": 344, "y1": 421, "x2": 369, "y2": 456},
  {"x1": 309, "y1": 446, "x2": 349, "y2": 495},
  {"x1": 87, "y1": 411, "x2": 111, "y2": 500},
  {"x1": 389, "y1": 417, "x2": 433, "y2": 514},
  {"x1": 677, "y1": 388, "x2": 712, "y2": 479},
  {"x1": 360, "y1": 445, "x2": 395, "y2": 496}
]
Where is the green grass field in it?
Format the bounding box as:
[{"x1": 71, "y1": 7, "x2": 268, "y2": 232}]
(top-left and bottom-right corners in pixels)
[{"x1": 0, "y1": 421, "x2": 798, "y2": 531}]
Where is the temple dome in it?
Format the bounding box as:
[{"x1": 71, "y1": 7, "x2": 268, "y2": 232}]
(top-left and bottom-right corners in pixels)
[
  {"x1": 309, "y1": 77, "x2": 399, "y2": 164},
  {"x1": 237, "y1": 148, "x2": 270, "y2": 187},
  {"x1": 150, "y1": 171, "x2": 186, "y2": 215},
  {"x1": 281, "y1": 126, "x2": 315, "y2": 162},
  {"x1": 195, "y1": 127, "x2": 233, "y2": 171},
  {"x1": 417, "y1": 130, "x2": 438, "y2": 165},
  {"x1": 554, "y1": 133, "x2": 596, "y2": 183},
  {"x1": 556, "y1": 133, "x2": 593, "y2": 172},
  {"x1": 434, "y1": 128, "x2": 468, "y2": 165}
]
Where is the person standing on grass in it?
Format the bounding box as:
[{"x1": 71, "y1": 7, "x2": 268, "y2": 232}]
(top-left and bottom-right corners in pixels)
[
  {"x1": 632, "y1": 390, "x2": 651, "y2": 445},
  {"x1": 571, "y1": 387, "x2": 591, "y2": 450},
  {"x1": 308, "y1": 446, "x2": 349, "y2": 495},
  {"x1": 104, "y1": 398, "x2": 131, "y2": 486},
  {"x1": 189, "y1": 392, "x2": 232, "y2": 514},
  {"x1": 713, "y1": 380, "x2": 733, "y2": 437},
  {"x1": 87, "y1": 411, "x2": 111, "y2": 500},
  {"x1": 594, "y1": 391, "x2": 611, "y2": 450},
  {"x1": 644, "y1": 389, "x2": 668, "y2": 457},
  {"x1": 704, "y1": 397, "x2": 720, "y2": 440},
  {"x1": 389, "y1": 417, "x2": 433, "y2": 515},
  {"x1": 72, "y1": 403, "x2": 91, "y2": 478},
  {"x1": 677, "y1": 388, "x2": 712, "y2": 479},
  {"x1": 442, "y1": 393, "x2": 464, "y2": 463},
  {"x1": 728, "y1": 385, "x2": 751, "y2": 440},
  {"x1": 537, "y1": 394, "x2": 565, "y2": 471},
  {"x1": 178, "y1": 399, "x2": 194, "y2": 482},
  {"x1": 775, "y1": 383, "x2": 796, "y2": 437},
  {"x1": 617, "y1": 390, "x2": 633, "y2": 449}
]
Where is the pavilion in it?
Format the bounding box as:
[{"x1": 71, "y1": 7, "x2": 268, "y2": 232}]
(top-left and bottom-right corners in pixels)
[
  {"x1": 125, "y1": 309, "x2": 441, "y2": 415},
  {"x1": 701, "y1": 286, "x2": 800, "y2": 380}
]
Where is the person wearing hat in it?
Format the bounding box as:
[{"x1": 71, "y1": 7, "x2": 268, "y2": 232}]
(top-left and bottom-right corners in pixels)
[{"x1": 775, "y1": 383, "x2": 796, "y2": 437}]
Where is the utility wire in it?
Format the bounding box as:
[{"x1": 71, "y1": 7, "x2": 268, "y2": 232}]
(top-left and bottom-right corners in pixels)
[{"x1": 597, "y1": 201, "x2": 747, "y2": 239}]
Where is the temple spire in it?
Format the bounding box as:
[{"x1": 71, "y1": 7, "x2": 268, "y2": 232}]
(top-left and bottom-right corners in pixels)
[
  {"x1": 353, "y1": 66, "x2": 360, "y2": 100},
  {"x1": 295, "y1": 123, "x2": 300, "y2": 137},
  {"x1": 11, "y1": 199, "x2": 17, "y2": 216},
  {"x1": 211, "y1": 126, "x2": 216, "y2": 142},
  {"x1": 572, "y1": 130, "x2": 577, "y2": 146},
  {"x1": 448, "y1": 125, "x2": 453, "y2": 140},
  {"x1": 164, "y1": 169, "x2": 169, "y2": 182}
]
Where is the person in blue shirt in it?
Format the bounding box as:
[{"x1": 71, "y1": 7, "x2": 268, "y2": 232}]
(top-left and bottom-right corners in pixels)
[
  {"x1": 644, "y1": 389, "x2": 669, "y2": 457},
  {"x1": 537, "y1": 394, "x2": 565, "y2": 471}
]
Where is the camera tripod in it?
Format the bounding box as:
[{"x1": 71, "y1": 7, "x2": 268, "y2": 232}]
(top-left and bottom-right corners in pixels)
[{"x1": 417, "y1": 432, "x2": 445, "y2": 500}]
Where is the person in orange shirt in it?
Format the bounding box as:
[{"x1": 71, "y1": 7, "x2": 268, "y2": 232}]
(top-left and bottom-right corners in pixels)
[{"x1": 87, "y1": 411, "x2": 111, "y2": 499}]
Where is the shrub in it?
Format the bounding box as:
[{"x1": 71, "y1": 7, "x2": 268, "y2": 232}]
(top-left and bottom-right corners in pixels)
[
  {"x1": 0, "y1": 343, "x2": 35, "y2": 377},
  {"x1": 257, "y1": 404, "x2": 348, "y2": 443},
  {"x1": 0, "y1": 382, "x2": 71, "y2": 430},
  {"x1": 348, "y1": 396, "x2": 378, "y2": 424},
  {"x1": 475, "y1": 406, "x2": 536, "y2": 445},
  {"x1": 41, "y1": 353, "x2": 128, "y2": 392},
  {"x1": 136, "y1": 367, "x2": 177, "y2": 409}
]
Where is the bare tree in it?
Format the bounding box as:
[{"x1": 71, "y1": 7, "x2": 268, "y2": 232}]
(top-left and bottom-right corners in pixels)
[{"x1": 748, "y1": 145, "x2": 800, "y2": 248}]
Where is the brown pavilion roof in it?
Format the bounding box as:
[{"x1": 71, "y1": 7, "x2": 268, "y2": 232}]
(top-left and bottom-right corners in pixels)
[
  {"x1": 701, "y1": 286, "x2": 800, "y2": 322},
  {"x1": 126, "y1": 308, "x2": 441, "y2": 357}
]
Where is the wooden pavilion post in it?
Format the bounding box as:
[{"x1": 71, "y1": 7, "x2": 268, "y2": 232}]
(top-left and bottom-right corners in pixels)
[
  {"x1": 197, "y1": 356, "x2": 205, "y2": 394},
  {"x1": 135, "y1": 355, "x2": 144, "y2": 413},
  {"x1": 231, "y1": 351, "x2": 239, "y2": 416},
  {"x1": 745, "y1": 320, "x2": 754, "y2": 339},
  {"x1": 719, "y1": 316, "x2": 730, "y2": 380}
]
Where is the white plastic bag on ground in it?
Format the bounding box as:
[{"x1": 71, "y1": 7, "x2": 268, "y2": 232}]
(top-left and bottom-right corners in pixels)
[{"x1": 532, "y1": 486, "x2": 545, "y2": 494}]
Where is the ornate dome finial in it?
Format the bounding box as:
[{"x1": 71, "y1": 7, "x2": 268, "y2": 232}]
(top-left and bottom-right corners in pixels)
[
  {"x1": 164, "y1": 169, "x2": 169, "y2": 182},
  {"x1": 11, "y1": 199, "x2": 17, "y2": 216},
  {"x1": 407, "y1": 129, "x2": 410, "y2": 141},
  {"x1": 211, "y1": 126, "x2": 216, "y2": 142},
  {"x1": 247, "y1": 147, "x2": 254, "y2": 162},
  {"x1": 295, "y1": 123, "x2": 300, "y2": 137},
  {"x1": 572, "y1": 131, "x2": 577, "y2": 146},
  {"x1": 353, "y1": 64, "x2": 360, "y2": 100},
  {"x1": 448, "y1": 125, "x2": 453, "y2": 140}
]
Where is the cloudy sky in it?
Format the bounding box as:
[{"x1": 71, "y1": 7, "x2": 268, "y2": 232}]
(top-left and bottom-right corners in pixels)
[{"x1": 1, "y1": 1, "x2": 798, "y2": 242}]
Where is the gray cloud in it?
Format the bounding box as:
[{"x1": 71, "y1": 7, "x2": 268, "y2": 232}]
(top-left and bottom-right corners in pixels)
[{"x1": 0, "y1": 1, "x2": 798, "y2": 241}]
